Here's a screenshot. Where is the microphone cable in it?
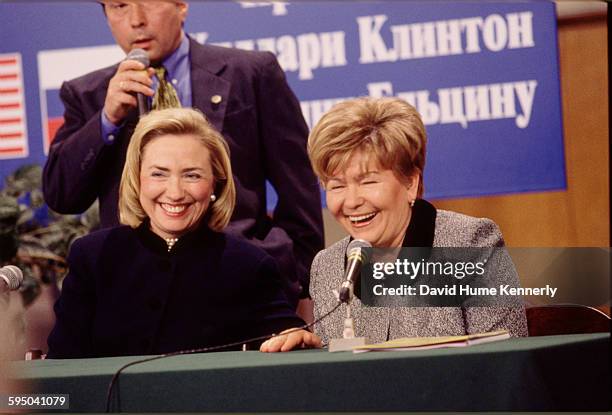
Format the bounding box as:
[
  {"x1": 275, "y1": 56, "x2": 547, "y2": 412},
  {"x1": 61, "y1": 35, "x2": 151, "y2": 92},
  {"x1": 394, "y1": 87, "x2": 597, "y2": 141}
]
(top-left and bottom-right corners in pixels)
[{"x1": 105, "y1": 301, "x2": 342, "y2": 412}]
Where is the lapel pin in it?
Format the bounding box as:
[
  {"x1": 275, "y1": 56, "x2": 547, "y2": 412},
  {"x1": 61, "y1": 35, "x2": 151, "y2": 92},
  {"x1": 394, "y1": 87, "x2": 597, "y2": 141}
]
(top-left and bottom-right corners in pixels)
[{"x1": 211, "y1": 95, "x2": 222, "y2": 105}]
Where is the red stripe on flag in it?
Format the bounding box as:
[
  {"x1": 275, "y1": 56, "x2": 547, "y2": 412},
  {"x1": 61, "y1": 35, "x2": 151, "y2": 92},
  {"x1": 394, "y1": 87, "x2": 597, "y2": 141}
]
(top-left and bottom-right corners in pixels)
[
  {"x1": 47, "y1": 117, "x2": 65, "y2": 146},
  {"x1": 0, "y1": 88, "x2": 19, "y2": 94},
  {"x1": 0, "y1": 147, "x2": 24, "y2": 153},
  {"x1": 0, "y1": 133, "x2": 22, "y2": 139},
  {"x1": 0, "y1": 118, "x2": 21, "y2": 124},
  {"x1": 0, "y1": 102, "x2": 20, "y2": 109},
  {"x1": 0, "y1": 58, "x2": 18, "y2": 65},
  {"x1": 0, "y1": 74, "x2": 18, "y2": 80}
]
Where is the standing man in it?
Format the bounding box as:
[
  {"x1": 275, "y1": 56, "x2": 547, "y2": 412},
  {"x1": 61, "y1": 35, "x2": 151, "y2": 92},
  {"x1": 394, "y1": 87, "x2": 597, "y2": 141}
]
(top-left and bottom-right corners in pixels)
[{"x1": 42, "y1": 1, "x2": 323, "y2": 310}]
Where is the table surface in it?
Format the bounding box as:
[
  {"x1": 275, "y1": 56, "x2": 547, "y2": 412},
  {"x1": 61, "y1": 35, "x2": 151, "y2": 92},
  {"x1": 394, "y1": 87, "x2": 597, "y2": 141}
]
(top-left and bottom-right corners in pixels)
[{"x1": 10, "y1": 333, "x2": 611, "y2": 412}]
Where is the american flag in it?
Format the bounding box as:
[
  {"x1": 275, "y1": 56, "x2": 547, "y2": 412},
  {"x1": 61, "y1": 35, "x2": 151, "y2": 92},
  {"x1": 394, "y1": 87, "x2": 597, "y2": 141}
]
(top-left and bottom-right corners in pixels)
[{"x1": 0, "y1": 53, "x2": 28, "y2": 159}]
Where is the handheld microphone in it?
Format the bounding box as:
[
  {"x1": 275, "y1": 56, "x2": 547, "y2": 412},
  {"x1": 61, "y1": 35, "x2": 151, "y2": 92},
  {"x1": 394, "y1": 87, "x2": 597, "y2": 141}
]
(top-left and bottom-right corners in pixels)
[
  {"x1": 0, "y1": 265, "x2": 23, "y2": 293},
  {"x1": 338, "y1": 239, "x2": 371, "y2": 303},
  {"x1": 125, "y1": 48, "x2": 150, "y2": 116}
]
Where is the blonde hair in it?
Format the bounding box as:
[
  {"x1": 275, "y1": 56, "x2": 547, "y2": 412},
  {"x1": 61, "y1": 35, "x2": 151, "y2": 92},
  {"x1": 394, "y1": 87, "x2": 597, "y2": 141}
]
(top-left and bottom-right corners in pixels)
[
  {"x1": 307, "y1": 97, "x2": 427, "y2": 197},
  {"x1": 119, "y1": 108, "x2": 235, "y2": 231}
]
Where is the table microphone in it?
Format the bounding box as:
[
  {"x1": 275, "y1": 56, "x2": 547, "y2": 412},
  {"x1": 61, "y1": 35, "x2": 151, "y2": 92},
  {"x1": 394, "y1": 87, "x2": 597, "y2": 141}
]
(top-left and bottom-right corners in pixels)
[
  {"x1": 0, "y1": 265, "x2": 23, "y2": 293},
  {"x1": 338, "y1": 239, "x2": 371, "y2": 303},
  {"x1": 125, "y1": 48, "x2": 150, "y2": 116}
]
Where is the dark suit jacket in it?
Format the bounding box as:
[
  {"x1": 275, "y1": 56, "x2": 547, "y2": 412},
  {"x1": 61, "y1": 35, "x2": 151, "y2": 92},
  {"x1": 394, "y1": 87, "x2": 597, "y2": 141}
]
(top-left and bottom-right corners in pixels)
[
  {"x1": 47, "y1": 222, "x2": 304, "y2": 358},
  {"x1": 42, "y1": 38, "x2": 323, "y2": 301}
]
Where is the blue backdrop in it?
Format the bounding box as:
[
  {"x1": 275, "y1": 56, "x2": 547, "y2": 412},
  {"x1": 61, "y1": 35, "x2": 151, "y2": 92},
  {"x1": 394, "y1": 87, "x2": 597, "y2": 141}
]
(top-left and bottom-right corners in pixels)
[{"x1": 0, "y1": 1, "x2": 565, "y2": 209}]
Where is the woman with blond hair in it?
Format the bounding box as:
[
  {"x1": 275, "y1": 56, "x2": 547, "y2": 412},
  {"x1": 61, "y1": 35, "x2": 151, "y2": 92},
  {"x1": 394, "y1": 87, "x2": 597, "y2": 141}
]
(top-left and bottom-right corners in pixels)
[{"x1": 47, "y1": 108, "x2": 319, "y2": 358}]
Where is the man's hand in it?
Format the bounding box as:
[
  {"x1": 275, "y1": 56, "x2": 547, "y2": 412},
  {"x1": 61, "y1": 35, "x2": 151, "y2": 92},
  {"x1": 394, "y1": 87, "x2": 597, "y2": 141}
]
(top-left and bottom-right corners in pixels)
[
  {"x1": 103, "y1": 60, "x2": 155, "y2": 125},
  {"x1": 259, "y1": 328, "x2": 322, "y2": 352}
]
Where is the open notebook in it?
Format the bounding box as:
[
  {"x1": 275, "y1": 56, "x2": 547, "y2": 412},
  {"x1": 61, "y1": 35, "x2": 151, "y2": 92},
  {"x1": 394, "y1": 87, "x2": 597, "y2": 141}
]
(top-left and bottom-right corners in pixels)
[{"x1": 352, "y1": 329, "x2": 510, "y2": 353}]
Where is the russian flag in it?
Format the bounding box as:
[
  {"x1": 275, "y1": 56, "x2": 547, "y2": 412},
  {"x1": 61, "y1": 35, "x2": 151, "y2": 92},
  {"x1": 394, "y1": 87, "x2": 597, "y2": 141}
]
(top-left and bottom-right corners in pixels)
[{"x1": 37, "y1": 44, "x2": 124, "y2": 154}]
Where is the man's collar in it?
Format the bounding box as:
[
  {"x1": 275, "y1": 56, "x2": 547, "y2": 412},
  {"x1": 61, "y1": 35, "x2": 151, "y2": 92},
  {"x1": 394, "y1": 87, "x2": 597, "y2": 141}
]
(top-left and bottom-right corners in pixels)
[
  {"x1": 160, "y1": 32, "x2": 190, "y2": 75},
  {"x1": 187, "y1": 36, "x2": 228, "y2": 76}
]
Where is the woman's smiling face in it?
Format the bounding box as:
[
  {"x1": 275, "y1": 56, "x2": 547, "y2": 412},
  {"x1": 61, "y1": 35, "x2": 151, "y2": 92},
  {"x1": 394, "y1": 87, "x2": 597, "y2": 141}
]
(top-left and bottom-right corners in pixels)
[
  {"x1": 139, "y1": 133, "x2": 214, "y2": 239},
  {"x1": 325, "y1": 150, "x2": 418, "y2": 248}
]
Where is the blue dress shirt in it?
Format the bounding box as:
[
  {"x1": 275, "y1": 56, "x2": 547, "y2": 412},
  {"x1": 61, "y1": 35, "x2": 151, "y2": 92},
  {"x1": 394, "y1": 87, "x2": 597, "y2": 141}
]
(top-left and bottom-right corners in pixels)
[{"x1": 101, "y1": 34, "x2": 192, "y2": 144}]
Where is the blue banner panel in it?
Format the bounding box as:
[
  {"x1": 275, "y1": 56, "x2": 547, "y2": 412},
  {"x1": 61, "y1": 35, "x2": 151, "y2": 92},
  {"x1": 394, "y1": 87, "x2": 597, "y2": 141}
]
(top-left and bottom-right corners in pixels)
[{"x1": 0, "y1": 1, "x2": 565, "y2": 208}]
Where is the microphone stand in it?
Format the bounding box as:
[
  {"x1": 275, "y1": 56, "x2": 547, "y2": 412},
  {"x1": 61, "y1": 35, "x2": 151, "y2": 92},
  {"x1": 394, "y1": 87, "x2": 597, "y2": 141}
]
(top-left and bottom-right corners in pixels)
[{"x1": 328, "y1": 286, "x2": 367, "y2": 352}]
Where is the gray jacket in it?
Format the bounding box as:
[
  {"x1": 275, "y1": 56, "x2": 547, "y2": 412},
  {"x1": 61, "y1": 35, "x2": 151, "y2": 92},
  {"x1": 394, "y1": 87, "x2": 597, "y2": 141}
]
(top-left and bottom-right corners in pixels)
[{"x1": 311, "y1": 207, "x2": 528, "y2": 345}]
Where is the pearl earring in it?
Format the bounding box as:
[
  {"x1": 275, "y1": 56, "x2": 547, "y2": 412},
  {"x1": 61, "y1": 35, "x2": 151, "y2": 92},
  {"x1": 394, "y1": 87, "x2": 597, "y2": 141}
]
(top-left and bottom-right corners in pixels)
[
  {"x1": 210, "y1": 194, "x2": 217, "y2": 202},
  {"x1": 410, "y1": 199, "x2": 415, "y2": 207}
]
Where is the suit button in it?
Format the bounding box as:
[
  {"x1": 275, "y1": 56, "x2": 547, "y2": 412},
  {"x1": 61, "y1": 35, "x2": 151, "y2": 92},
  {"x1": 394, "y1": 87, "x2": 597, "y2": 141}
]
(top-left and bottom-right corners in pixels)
[{"x1": 148, "y1": 298, "x2": 162, "y2": 311}]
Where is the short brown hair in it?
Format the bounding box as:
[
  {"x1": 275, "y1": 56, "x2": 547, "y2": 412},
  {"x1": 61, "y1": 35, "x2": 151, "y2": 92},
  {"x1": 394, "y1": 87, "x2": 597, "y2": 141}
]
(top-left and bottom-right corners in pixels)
[
  {"x1": 307, "y1": 97, "x2": 427, "y2": 197},
  {"x1": 119, "y1": 108, "x2": 235, "y2": 231}
]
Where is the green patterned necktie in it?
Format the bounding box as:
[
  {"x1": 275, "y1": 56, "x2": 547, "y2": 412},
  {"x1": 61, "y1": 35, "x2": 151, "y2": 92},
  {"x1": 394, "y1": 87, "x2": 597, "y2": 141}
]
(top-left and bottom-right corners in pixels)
[{"x1": 152, "y1": 66, "x2": 182, "y2": 110}]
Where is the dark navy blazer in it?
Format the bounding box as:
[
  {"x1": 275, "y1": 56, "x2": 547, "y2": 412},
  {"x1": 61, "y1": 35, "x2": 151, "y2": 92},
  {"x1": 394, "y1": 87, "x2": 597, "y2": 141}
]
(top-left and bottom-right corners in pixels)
[
  {"x1": 47, "y1": 222, "x2": 304, "y2": 358},
  {"x1": 42, "y1": 37, "x2": 323, "y2": 301}
]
